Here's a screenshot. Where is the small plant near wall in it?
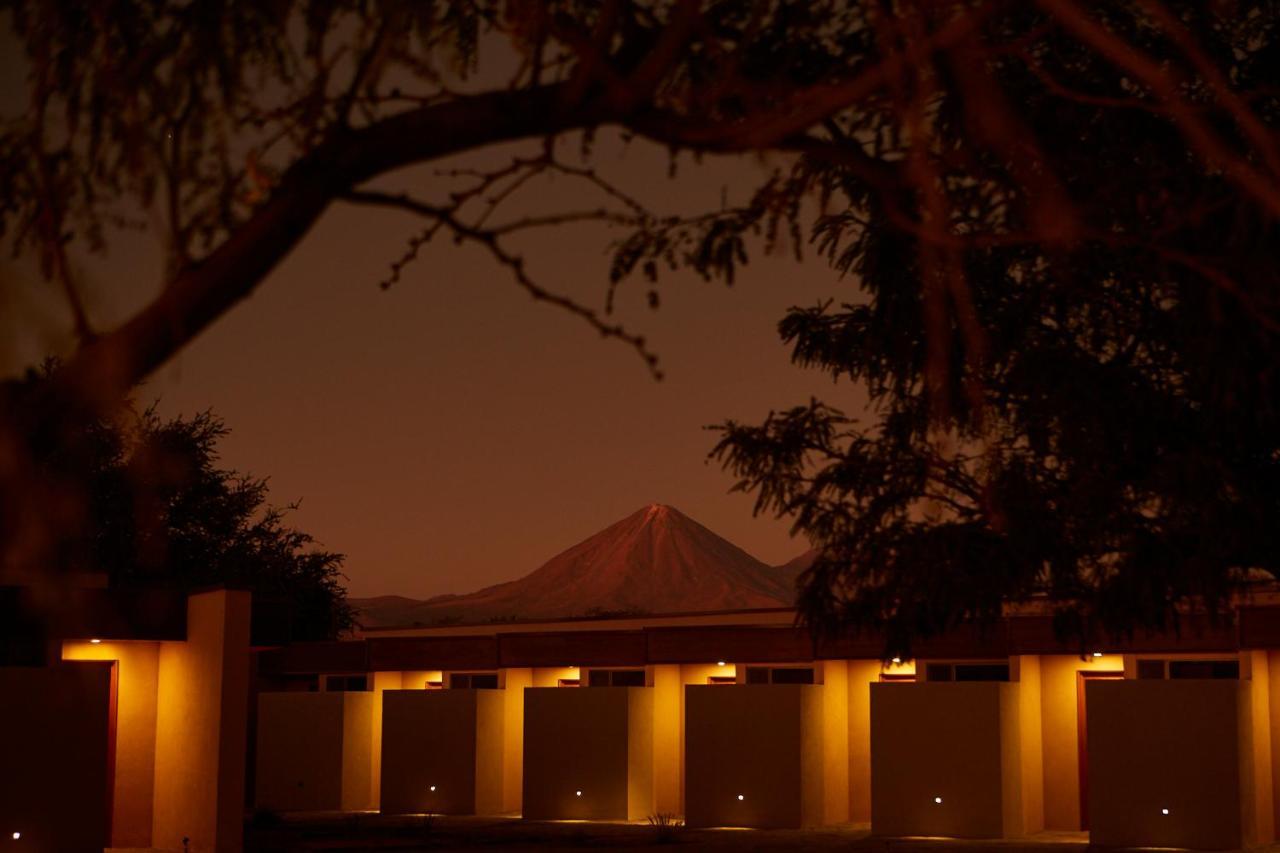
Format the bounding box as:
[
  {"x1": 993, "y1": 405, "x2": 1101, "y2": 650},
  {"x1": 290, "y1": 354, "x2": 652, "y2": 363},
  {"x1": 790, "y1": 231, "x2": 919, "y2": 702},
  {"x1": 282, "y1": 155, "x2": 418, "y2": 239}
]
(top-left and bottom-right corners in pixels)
[{"x1": 646, "y1": 813, "x2": 684, "y2": 844}]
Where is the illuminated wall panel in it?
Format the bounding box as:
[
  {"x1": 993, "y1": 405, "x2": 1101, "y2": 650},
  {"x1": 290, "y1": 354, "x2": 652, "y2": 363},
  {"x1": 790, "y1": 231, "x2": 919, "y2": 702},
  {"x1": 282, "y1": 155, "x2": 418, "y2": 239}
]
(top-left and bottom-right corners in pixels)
[
  {"x1": 684, "y1": 684, "x2": 824, "y2": 828},
  {"x1": 1086, "y1": 679, "x2": 1268, "y2": 849},
  {"x1": 255, "y1": 691, "x2": 376, "y2": 812},
  {"x1": 522, "y1": 686, "x2": 653, "y2": 820},
  {"x1": 870, "y1": 681, "x2": 1026, "y2": 838},
  {"x1": 380, "y1": 688, "x2": 505, "y2": 815}
]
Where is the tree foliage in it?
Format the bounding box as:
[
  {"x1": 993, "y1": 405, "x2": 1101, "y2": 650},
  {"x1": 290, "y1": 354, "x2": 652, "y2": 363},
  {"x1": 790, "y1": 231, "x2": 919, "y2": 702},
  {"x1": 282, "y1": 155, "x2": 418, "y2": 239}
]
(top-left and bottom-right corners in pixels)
[
  {"x1": 4, "y1": 366, "x2": 353, "y2": 639},
  {"x1": 2, "y1": 1, "x2": 1279, "y2": 649},
  {"x1": 712, "y1": 2, "x2": 1280, "y2": 655}
]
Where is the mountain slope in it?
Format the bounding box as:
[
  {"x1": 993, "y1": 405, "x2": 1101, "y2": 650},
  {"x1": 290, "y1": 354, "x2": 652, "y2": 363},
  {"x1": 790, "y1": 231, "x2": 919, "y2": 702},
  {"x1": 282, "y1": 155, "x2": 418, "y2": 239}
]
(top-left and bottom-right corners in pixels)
[{"x1": 352, "y1": 504, "x2": 799, "y2": 627}]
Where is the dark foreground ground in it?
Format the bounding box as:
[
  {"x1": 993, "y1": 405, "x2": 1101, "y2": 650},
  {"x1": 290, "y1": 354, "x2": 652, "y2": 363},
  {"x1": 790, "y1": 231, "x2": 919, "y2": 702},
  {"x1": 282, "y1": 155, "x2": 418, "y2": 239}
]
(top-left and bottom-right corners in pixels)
[{"x1": 241, "y1": 814, "x2": 1094, "y2": 853}]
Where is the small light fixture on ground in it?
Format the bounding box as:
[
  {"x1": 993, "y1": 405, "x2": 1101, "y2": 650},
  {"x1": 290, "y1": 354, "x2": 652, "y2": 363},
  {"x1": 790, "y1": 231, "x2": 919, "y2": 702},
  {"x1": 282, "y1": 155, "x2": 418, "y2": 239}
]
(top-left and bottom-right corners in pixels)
[
  {"x1": 1161, "y1": 808, "x2": 1170, "y2": 815},
  {"x1": 934, "y1": 797, "x2": 943, "y2": 804},
  {"x1": 736, "y1": 794, "x2": 744, "y2": 801},
  {"x1": 575, "y1": 790, "x2": 582, "y2": 797},
  {"x1": 11, "y1": 832, "x2": 20, "y2": 840},
  {"x1": 429, "y1": 785, "x2": 436, "y2": 792}
]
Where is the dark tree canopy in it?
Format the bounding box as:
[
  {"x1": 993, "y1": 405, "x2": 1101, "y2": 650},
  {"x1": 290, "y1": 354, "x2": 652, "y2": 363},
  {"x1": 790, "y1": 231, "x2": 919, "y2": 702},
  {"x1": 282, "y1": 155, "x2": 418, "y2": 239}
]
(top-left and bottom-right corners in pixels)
[
  {"x1": 2, "y1": 1, "x2": 1278, "y2": 650},
  {"x1": 713, "y1": 2, "x2": 1280, "y2": 655},
  {"x1": 4, "y1": 366, "x2": 353, "y2": 639}
]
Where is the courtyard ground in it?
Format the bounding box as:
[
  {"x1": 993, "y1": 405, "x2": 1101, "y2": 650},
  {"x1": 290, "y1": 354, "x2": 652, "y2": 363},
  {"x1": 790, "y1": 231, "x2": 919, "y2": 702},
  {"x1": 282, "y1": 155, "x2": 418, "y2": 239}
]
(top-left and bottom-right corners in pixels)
[{"x1": 238, "y1": 813, "x2": 1095, "y2": 853}]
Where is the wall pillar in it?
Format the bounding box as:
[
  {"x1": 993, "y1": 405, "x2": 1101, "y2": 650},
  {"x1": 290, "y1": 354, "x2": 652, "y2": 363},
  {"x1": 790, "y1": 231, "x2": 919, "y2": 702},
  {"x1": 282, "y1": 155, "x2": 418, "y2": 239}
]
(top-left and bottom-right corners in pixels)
[{"x1": 152, "y1": 589, "x2": 251, "y2": 853}]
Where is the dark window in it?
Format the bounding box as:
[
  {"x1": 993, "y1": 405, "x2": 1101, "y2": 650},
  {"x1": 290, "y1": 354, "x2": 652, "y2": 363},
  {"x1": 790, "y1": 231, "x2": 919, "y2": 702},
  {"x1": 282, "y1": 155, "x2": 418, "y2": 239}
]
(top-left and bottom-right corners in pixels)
[
  {"x1": 285, "y1": 674, "x2": 320, "y2": 692},
  {"x1": 771, "y1": 667, "x2": 815, "y2": 684},
  {"x1": 450, "y1": 672, "x2": 499, "y2": 689},
  {"x1": 1137, "y1": 659, "x2": 1167, "y2": 679},
  {"x1": 955, "y1": 664, "x2": 1010, "y2": 682},
  {"x1": 585, "y1": 668, "x2": 646, "y2": 687},
  {"x1": 926, "y1": 663, "x2": 954, "y2": 682},
  {"x1": 1169, "y1": 660, "x2": 1240, "y2": 680},
  {"x1": 744, "y1": 666, "x2": 815, "y2": 685},
  {"x1": 707, "y1": 675, "x2": 737, "y2": 685},
  {"x1": 324, "y1": 674, "x2": 368, "y2": 692}
]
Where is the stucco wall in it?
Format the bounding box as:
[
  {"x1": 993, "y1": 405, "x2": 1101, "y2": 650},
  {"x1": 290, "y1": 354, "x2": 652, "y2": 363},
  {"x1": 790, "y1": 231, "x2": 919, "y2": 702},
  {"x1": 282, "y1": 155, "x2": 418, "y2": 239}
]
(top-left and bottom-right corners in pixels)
[
  {"x1": 0, "y1": 663, "x2": 113, "y2": 852},
  {"x1": 1086, "y1": 679, "x2": 1250, "y2": 849},
  {"x1": 152, "y1": 588, "x2": 251, "y2": 853},
  {"x1": 684, "y1": 684, "x2": 824, "y2": 828},
  {"x1": 1038, "y1": 653, "x2": 1124, "y2": 829},
  {"x1": 503, "y1": 668, "x2": 532, "y2": 813},
  {"x1": 870, "y1": 681, "x2": 1023, "y2": 838},
  {"x1": 522, "y1": 686, "x2": 654, "y2": 820},
  {"x1": 847, "y1": 660, "x2": 881, "y2": 824},
  {"x1": 256, "y1": 691, "x2": 376, "y2": 812},
  {"x1": 380, "y1": 689, "x2": 505, "y2": 814},
  {"x1": 652, "y1": 663, "x2": 682, "y2": 815},
  {"x1": 820, "y1": 661, "x2": 850, "y2": 825},
  {"x1": 62, "y1": 639, "x2": 160, "y2": 847}
]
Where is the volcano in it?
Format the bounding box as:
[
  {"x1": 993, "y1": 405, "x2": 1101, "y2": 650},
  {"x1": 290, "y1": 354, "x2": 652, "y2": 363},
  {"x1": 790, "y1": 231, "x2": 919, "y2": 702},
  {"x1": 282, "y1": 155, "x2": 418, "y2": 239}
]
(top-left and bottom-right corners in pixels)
[{"x1": 351, "y1": 504, "x2": 800, "y2": 628}]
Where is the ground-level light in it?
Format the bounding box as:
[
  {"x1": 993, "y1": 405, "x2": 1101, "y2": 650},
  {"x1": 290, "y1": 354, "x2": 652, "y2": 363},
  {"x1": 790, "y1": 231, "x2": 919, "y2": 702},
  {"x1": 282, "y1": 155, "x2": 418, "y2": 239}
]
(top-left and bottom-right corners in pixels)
[
  {"x1": 575, "y1": 790, "x2": 582, "y2": 797},
  {"x1": 737, "y1": 794, "x2": 744, "y2": 801},
  {"x1": 934, "y1": 797, "x2": 943, "y2": 804},
  {"x1": 1161, "y1": 808, "x2": 1170, "y2": 815},
  {"x1": 429, "y1": 785, "x2": 436, "y2": 792},
  {"x1": 11, "y1": 832, "x2": 19, "y2": 840}
]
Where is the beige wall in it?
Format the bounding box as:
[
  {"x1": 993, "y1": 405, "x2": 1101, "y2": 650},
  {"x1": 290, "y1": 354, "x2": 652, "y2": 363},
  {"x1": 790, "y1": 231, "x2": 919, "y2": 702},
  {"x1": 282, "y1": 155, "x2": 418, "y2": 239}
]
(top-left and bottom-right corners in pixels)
[
  {"x1": 847, "y1": 660, "x2": 881, "y2": 824},
  {"x1": 1087, "y1": 679, "x2": 1250, "y2": 849},
  {"x1": 256, "y1": 691, "x2": 376, "y2": 812},
  {"x1": 0, "y1": 663, "x2": 113, "y2": 852},
  {"x1": 369, "y1": 670, "x2": 403, "y2": 806},
  {"x1": 684, "y1": 684, "x2": 824, "y2": 828},
  {"x1": 819, "y1": 661, "x2": 849, "y2": 825},
  {"x1": 1013, "y1": 656, "x2": 1044, "y2": 834},
  {"x1": 63, "y1": 639, "x2": 160, "y2": 847},
  {"x1": 380, "y1": 689, "x2": 505, "y2": 814},
  {"x1": 503, "y1": 668, "x2": 532, "y2": 813},
  {"x1": 1038, "y1": 653, "x2": 1124, "y2": 829},
  {"x1": 871, "y1": 682, "x2": 1024, "y2": 838},
  {"x1": 652, "y1": 663, "x2": 682, "y2": 815},
  {"x1": 522, "y1": 686, "x2": 653, "y2": 820},
  {"x1": 152, "y1": 589, "x2": 251, "y2": 853}
]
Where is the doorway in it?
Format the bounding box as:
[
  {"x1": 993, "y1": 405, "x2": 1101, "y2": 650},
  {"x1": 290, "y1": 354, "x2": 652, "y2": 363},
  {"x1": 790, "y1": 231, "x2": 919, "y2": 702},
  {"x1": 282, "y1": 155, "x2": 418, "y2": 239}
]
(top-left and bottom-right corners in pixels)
[{"x1": 1076, "y1": 669, "x2": 1123, "y2": 830}]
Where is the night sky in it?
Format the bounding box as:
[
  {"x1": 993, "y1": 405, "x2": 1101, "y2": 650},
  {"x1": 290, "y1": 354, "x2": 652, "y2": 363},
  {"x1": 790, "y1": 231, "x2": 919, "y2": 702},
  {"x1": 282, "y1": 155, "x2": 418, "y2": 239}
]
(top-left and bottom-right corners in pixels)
[{"x1": 1, "y1": 102, "x2": 866, "y2": 597}]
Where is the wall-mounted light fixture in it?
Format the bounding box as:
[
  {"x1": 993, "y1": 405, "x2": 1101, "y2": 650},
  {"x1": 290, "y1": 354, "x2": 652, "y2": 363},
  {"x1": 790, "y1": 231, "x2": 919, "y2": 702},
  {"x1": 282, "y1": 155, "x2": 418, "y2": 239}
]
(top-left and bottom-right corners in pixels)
[
  {"x1": 717, "y1": 661, "x2": 726, "y2": 667},
  {"x1": 1092, "y1": 652, "x2": 1103, "y2": 658},
  {"x1": 90, "y1": 639, "x2": 101, "y2": 644}
]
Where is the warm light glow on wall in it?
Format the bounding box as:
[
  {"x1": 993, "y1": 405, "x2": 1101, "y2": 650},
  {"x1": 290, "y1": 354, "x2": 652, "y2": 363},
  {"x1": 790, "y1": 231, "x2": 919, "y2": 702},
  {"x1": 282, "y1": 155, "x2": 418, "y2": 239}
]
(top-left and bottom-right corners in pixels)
[
  {"x1": 90, "y1": 638, "x2": 102, "y2": 644},
  {"x1": 717, "y1": 661, "x2": 726, "y2": 667},
  {"x1": 881, "y1": 658, "x2": 917, "y2": 677}
]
